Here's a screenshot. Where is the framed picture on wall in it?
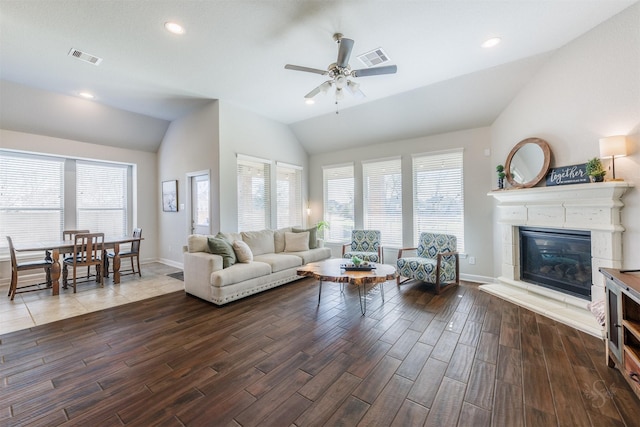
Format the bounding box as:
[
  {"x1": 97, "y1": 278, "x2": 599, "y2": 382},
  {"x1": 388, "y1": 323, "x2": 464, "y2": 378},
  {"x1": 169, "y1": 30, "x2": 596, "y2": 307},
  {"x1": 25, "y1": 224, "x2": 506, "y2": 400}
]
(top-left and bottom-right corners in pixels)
[{"x1": 162, "y1": 180, "x2": 178, "y2": 212}]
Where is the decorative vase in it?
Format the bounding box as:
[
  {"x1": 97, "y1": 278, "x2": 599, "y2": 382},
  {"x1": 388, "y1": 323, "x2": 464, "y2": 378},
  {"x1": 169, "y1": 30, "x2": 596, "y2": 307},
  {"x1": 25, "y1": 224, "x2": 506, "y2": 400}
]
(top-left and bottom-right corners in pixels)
[
  {"x1": 498, "y1": 177, "x2": 504, "y2": 189},
  {"x1": 590, "y1": 175, "x2": 605, "y2": 183}
]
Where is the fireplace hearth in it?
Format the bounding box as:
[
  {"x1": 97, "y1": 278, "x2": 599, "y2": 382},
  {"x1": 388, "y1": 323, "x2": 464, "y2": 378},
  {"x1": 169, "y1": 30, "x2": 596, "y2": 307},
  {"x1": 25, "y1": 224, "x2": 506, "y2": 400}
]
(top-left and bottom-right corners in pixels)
[{"x1": 520, "y1": 227, "x2": 591, "y2": 299}]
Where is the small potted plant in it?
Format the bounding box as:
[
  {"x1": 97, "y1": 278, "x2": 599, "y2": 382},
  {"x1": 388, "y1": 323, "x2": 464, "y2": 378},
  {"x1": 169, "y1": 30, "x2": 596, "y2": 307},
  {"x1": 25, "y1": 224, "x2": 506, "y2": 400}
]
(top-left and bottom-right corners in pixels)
[
  {"x1": 585, "y1": 157, "x2": 606, "y2": 182},
  {"x1": 496, "y1": 164, "x2": 506, "y2": 189},
  {"x1": 316, "y1": 220, "x2": 330, "y2": 240}
]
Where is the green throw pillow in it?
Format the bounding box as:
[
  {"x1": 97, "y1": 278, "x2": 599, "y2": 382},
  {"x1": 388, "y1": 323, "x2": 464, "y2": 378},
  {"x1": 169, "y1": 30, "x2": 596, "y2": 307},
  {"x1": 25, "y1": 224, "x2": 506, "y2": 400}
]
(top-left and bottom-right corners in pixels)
[
  {"x1": 293, "y1": 227, "x2": 317, "y2": 249},
  {"x1": 207, "y1": 237, "x2": 236, "y2": 268}
]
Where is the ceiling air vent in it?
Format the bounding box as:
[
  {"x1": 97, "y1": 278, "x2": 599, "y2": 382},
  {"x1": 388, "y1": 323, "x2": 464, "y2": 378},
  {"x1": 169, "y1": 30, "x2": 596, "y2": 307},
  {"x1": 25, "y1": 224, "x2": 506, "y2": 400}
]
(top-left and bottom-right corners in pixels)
[
  {"x1": 68, "y1": 48, "x2": 103, "y2": 66},
  {"x1": 357, "y1": 48, "x2": 390, "y2": 68}
]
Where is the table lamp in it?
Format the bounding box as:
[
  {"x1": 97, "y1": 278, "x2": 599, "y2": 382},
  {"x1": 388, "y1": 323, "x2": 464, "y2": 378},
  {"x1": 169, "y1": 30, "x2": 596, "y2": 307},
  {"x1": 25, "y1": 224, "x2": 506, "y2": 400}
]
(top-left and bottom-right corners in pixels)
[{"x1": 599, "y1": 135, "x2": 628, "y2": 181}]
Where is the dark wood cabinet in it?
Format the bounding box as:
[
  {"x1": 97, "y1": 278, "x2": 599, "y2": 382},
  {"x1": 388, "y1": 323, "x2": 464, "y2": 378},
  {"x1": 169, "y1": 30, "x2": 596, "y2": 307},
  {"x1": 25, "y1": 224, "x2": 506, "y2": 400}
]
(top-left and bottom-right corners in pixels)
[{"x1": 601, "y1": 268, "x2": 640, "y2": 399}]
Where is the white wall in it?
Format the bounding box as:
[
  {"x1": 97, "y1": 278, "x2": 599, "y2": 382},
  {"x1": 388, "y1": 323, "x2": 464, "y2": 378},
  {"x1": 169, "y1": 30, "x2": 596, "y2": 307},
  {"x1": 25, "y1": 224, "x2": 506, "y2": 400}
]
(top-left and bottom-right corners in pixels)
[
  {"x1": 491, "y1": 3, "x2": 640, "y2": 273},
  {"x1": 156, "y1": 100, "x2": 309, "y2": 266},
  {"x1": 218, "y1": 101, "x2": 309, "y2": 232},
  {"x1": 0, "y1": 128, "x2": 158, "y2": 281},
  {"x1": 157, "y1": 101, "x2": 220, "y2": 266},
  {"x1": 309, "y1": 126, "x2": 495, "y2": 282}
]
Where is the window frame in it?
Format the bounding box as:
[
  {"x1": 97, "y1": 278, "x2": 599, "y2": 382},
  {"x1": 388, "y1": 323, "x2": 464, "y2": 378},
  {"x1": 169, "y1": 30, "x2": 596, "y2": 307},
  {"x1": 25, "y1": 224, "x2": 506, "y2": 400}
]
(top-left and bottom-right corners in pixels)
[
  {"x1": 362, "y1": 156, "x2": 403, "y2": 247},
  {"x1": 412, "y1": 148, "x2": 465, "y2": 252},
  {"x1": 0, "y1": 149, "x2": 134, "y2": 255},
  {"x1": 322, "y1": 163, "x2": 355, "y2": 243},
  {"x1": 275, "y1": 161, "x2": 303, "y2": 229},
  {"x1": 236, "y1": 154, "x2": 272, "y2": 232}
]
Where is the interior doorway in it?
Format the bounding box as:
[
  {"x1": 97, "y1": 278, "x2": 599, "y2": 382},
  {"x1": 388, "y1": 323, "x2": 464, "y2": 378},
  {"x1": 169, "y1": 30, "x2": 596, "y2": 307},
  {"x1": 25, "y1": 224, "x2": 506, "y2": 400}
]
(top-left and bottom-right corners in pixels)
[{"x1": 187, "y1": 170, "x2": 210, "y2": 235}]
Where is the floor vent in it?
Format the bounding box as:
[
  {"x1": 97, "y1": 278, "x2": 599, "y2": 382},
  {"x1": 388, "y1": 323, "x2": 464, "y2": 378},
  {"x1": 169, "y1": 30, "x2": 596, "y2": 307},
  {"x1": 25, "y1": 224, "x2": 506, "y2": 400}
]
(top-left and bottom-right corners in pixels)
[{"x1": 68, "y1": 48, "x2": 103, "y2": 66}]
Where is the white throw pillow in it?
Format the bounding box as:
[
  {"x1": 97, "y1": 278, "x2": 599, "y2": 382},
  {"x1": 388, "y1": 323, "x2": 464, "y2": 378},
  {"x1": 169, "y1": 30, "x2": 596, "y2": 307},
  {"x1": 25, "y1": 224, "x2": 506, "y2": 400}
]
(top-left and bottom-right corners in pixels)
[
  {"x1": 284, "y1": 231, "x2": 309, "y2": 252},
  {"x1": 187, "y1": 234, "x2": 209, "y2": 253},
  {"x1": 233, "y1": 240, "x2": 253, "y2": 263}
]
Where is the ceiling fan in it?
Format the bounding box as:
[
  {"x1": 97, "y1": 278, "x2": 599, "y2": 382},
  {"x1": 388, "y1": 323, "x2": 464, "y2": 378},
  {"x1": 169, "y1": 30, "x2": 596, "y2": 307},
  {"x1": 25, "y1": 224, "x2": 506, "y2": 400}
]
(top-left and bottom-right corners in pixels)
[{"x1": 285, "y1": 33, "x2": 397, "y2": 103}]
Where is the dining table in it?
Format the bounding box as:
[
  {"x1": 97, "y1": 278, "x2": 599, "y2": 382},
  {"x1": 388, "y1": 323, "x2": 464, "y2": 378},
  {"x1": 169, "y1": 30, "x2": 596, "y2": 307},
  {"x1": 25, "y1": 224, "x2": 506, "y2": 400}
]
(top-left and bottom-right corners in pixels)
[{"x1": 13, "y1": 235, "x2": 144, "y2": 296}]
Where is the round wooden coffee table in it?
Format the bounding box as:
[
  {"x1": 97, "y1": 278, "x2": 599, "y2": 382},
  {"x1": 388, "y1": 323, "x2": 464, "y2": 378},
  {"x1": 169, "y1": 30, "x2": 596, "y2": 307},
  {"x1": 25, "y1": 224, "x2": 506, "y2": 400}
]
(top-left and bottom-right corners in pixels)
[{"x1": 297, "y1": 258, "x2": 397, "y2": 314}]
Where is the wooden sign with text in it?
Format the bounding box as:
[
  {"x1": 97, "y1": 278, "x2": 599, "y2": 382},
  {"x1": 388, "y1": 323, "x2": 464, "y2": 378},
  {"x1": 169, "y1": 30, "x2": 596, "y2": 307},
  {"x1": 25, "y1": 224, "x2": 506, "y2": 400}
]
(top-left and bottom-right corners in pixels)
[{"x1": 545, "y1": 163, "x2": 590, "y2": 186}]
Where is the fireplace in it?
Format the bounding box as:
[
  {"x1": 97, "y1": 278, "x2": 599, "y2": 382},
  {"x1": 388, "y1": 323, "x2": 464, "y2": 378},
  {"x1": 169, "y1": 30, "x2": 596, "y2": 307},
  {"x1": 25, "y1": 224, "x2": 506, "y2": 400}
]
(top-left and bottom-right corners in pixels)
[
  {"x1": 484, "y1": 182, "x2": 632, "y2": 337},
  {"x1": 519, "y1": 227, "x2": 591, "y2": 299}
]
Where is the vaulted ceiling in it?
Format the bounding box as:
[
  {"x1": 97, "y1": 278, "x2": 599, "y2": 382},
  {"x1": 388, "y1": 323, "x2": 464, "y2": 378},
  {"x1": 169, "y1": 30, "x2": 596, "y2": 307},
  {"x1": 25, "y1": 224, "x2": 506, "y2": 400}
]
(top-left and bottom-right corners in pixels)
[{"x1": 0, "y1": 1, "x2": 635, "y2": 154}]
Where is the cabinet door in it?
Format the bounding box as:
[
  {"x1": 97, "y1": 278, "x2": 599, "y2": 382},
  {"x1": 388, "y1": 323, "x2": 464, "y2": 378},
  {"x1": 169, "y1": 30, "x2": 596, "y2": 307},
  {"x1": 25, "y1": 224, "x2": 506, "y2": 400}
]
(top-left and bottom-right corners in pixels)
[{"x1": 606, "y1": 279, "x2": 623, "y2": 364}]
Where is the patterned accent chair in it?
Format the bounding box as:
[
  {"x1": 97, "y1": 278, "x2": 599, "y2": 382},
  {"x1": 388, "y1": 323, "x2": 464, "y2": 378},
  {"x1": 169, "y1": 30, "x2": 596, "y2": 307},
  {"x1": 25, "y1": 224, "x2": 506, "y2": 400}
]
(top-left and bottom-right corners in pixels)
[
  {"x1": 396, "y1": 232, "x2": 459, "y2": 294},
  {"x1": 342, "y1": 230, "x2": 382, "y2": 263}
]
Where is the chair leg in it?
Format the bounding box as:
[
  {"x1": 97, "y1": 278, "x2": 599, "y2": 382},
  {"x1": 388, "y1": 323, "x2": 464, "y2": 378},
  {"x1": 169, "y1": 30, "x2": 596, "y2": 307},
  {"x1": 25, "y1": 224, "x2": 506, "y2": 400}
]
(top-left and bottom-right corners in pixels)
[
  {"x1": 137, "y1": 256, "x2": 141, "y2": 277},
  {"x1": 9, "y1": 271, "x2": 17, "y2": 300}
]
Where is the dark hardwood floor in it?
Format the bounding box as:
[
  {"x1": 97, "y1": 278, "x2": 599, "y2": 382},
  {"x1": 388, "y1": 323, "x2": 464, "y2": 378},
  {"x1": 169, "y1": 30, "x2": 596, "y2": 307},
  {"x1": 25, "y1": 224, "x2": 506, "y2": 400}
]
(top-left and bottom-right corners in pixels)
[{"x1": 1, "y1": 276, "x2": 639, "y2": 426}]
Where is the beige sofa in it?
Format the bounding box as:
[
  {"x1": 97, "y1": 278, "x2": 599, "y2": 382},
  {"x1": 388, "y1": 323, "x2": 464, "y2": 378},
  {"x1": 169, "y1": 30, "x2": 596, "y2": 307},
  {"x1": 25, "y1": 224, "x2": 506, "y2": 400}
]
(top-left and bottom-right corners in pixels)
[{"x1": 183, "y1": 228, "x2": 331, "y2": 305}]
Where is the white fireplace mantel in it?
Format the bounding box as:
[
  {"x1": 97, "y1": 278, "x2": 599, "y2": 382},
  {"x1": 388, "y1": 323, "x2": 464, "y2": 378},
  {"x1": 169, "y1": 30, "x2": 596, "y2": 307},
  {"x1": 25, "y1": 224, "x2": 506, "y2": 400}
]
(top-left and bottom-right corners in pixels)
[{"x1": 483, "y1": 181, "x2": 633, "y2": 337}]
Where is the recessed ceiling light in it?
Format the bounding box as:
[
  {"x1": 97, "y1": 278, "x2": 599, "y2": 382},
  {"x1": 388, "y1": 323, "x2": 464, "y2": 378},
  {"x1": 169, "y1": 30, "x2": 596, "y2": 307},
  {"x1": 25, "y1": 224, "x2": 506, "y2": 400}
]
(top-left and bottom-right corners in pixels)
[
  {"x1": 305, "y1": 99, "x2": 315, "y2": 105},
  {"x1": 78, "y1": 92, "x2": 95, "y2": 99},
  {"x1": 164, "y1": 21, "x2": 185, "y2": 35},
  {"x1": 481, "y1": 37, "x2": 502, "y2": 48}
]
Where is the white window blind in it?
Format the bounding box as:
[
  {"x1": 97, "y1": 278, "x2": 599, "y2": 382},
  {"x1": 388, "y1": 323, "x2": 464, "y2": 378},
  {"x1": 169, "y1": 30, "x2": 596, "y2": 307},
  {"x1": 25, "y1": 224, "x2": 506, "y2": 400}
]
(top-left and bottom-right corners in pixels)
[
  {"x1": 76, "y1": 161, "x2": 128, "y2": 237},
  {"x1": 0, "y1": 151, "x2": 64, "y2": 248},
  {"x1": 276, "y1": 162, "x2": 302, "y2": 228},
  {"x1": 413, "y1": 149, "x2": 465, "y2": 252},
  {"x1": 323, "y1": 164, "x2": 354, "y2": 242},
  {"x1": 237, "y1": 155, "x2": 271, "y2": 231},
  {"x1": 363, "y1": 157, "x2": 402, "y2": 247}
]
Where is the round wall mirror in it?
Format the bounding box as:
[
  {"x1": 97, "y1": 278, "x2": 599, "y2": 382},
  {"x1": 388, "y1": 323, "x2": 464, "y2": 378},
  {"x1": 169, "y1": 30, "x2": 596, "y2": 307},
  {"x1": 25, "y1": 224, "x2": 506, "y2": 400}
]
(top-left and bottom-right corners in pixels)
[{"x1": 504, "y1": 137, "x2": 551, "y2": 188}]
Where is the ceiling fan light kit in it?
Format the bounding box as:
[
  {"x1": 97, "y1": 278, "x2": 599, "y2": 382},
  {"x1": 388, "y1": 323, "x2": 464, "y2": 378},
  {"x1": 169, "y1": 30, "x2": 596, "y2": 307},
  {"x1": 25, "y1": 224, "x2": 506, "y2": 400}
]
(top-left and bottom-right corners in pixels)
[{"x1": 285, "y1": 33, "x2": 397, "y2": 107}]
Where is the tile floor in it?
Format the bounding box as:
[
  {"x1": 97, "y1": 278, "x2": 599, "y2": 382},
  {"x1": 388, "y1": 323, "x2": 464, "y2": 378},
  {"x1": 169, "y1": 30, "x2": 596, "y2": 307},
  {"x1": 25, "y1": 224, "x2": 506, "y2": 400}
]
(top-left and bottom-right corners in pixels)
[{"x1": 0, "y1": 262, "x2": 184, "y2": 335}]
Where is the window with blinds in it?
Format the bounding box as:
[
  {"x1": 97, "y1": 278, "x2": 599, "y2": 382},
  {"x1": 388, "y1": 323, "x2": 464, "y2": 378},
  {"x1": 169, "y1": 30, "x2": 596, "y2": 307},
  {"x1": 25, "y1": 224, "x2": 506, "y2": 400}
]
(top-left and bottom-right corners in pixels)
[
  {"x1": 363, "y1": 157, "x2": 402, "y2": 247},
  {"x1": 76, "y1": 161, "x2": 128, "y2": 237},
  {"x1": 0, "y1": 151, "x2": 64, "y2": 248},
  {"x1": 276, "y1": 162, "x2": 302, "y2": 228},
  {"x1": 323, "y1": 164, "x2": 354, "y2": 242},
  {"x1": 412, "y1": 149, "x2": 465, "y2": 252},
  {"x1": 237, "y1": 155, "x2": 271, "y2": 231}
]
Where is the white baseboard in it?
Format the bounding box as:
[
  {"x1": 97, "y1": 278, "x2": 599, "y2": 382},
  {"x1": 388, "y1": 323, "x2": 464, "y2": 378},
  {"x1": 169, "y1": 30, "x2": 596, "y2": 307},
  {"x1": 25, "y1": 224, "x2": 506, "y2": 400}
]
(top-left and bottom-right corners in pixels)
[
  {"x1": 460, "y1": 273, "x2": 493, "y2": 284},
  {"x1": 156, "y1": 258, "x2": 183, "y2": 269}
]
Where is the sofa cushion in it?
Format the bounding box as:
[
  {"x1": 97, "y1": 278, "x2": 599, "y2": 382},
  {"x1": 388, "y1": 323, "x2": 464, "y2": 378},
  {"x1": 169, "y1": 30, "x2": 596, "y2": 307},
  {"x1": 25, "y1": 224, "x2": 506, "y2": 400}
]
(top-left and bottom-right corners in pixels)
[
  {"x1": 286, "y1": 247, "x2": 332, "y2": 264},
  {"x1": 210, "y1": 261, "x2": 272, "y2": 287},
  {"x1": 217, "y1": 231, "x2": 242, "y2": 243},
  {"x1": 274, "y1": 227, "x2": 292, "y2": 253},
  {"x1": 187, "y1": 234, "x2": 210, "y2": 253},
  {"x1": 253, "y1": 253, "x2": 303, "y2": 273},
  {"x1": 292, "y1": 226, "x2": 318, "y2": 249},
  {"x1": 233, "y1": 240, "x2": 254, "y2": 263},
  {"x1": 284, "y1": 231, "x2": 309, "y2": 252},
  {"x1": 207, "y1": 237, "x2": 236, "y2": 268},
  {"x1": 241, "y1": 229, "x2": 275, "y2": 256}
]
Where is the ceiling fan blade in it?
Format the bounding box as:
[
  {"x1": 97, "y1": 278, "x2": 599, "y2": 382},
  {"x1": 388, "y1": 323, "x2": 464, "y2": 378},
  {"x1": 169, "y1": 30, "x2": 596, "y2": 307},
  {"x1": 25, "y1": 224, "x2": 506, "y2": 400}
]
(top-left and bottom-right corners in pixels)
[
  {"x1": 304, "y1": 84, "x2": 324, "y2": 99},
  {"x1": 285, "y1": 64, "x2": 328, "y2": 75},
  {"x1": 351, "y1": 65, "x2": 397, "y2": 77},
  {"x1": 336, "y1": 38, "x2": 354, "y2": 68},
  {"x1": 304, "y1": 81, "x2": 333, "y2": 99}
]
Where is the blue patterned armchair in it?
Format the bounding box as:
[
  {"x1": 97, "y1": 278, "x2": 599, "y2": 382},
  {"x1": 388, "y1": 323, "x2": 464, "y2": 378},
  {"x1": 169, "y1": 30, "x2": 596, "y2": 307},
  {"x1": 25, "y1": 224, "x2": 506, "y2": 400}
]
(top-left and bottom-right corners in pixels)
[
  {"x1": 396, "y1": 232, "x2": 459, "y2": 294},
  {"x1": 342, "y1": 230, "x2": 382, "y2": 263}
]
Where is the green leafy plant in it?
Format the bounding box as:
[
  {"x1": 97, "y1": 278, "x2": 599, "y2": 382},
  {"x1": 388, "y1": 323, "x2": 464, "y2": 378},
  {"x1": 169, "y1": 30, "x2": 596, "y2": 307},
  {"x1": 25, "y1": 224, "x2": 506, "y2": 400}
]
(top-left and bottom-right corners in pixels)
[
  {"x1": 496, "y1": 164, "x2": 506, "y2": 179},
  {"x1": 585, "y1": 157, "x2": 606, "y2": 181},
  {"x1": 316, "y1": 220, "x2": 330, "y2": 239}
]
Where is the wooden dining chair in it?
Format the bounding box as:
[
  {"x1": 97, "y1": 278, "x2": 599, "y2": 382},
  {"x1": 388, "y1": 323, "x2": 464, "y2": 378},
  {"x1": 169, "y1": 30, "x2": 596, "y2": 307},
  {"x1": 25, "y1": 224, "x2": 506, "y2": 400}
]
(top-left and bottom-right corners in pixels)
[
  {"x1": 62, "y1": 229, "x2": 90, "y2": 287},
  {"x1": 107, "y1": 228, "x2": 142, "y2": 277},
  {"x1": 63, "y1": 233, "x2": 104, "y2": 292},
  {"x1": 63, "y1": 229, "x2": 90, "y2": 240},
  {"x1": 6, "y1": 236, "x2": 53, "y2": 300}
]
